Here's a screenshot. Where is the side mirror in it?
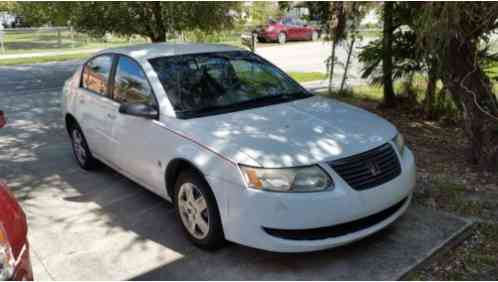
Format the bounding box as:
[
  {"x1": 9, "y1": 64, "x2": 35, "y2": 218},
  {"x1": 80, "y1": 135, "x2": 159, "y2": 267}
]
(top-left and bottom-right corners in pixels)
[{"x1": 119, "y1": 103, "x2": 158, "y2": 119}]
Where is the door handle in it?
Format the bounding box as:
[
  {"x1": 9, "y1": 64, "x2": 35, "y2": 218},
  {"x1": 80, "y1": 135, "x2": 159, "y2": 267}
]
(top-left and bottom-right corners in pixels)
[
  {"x1": 79, "y1": 99, "x2": 85, "y2": 104},
  {"x1": 107, "y1": 113, "x2": 116, "y2": 120}
]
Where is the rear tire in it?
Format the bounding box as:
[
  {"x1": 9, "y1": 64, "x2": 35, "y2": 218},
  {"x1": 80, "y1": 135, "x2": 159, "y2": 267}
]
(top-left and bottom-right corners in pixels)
[
  {"x1": 174, "y1": 169, "x2": 225, "y2": 250},
  {"x1": 69, "y1": 123, "x2": 99, "y2": 170}
]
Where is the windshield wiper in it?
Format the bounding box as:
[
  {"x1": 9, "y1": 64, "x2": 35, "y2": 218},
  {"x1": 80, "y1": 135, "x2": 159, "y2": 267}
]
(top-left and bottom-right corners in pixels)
[{"x1": 176, "y1": 105, "x2": 225, "y2": 116}]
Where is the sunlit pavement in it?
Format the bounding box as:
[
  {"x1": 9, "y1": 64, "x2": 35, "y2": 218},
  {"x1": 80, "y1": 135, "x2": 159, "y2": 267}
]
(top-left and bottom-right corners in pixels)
[
  {"x1": 0, "y1": 54, "x2": 474, "y2": 280},
  {"x1": 255, "y1": 38, "x2": 374, "y2": 78}
]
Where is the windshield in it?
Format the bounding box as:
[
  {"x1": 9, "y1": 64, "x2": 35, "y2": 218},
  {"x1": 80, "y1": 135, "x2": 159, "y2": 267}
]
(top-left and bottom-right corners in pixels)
[{"x1": 149, "y1": 51, "x2": 311, "y2": 118}]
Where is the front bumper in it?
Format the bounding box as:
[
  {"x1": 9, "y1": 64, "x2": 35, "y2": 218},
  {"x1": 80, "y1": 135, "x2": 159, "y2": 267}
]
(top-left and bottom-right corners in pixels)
[
  {"x1": 256, "y1": 31, "x2": 278, "y2": 42},
  {"x1": 214, "y1": 148, "x2": 416, "y2": 253}
]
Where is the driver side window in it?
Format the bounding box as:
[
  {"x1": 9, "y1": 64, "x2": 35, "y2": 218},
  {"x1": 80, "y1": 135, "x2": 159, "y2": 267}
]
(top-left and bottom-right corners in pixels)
[{"x1": 113, "y1": 56, "x2": 155, "y2": 105}]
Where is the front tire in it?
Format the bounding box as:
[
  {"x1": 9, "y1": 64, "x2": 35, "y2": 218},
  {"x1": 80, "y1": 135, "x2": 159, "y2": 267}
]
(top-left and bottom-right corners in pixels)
[
  {"x1": 311, "y1": 31, "x2": 319, "y2": 41},
  {"x1": 278, "y1": 32, "x2": 287, "y2": 44},
  {"x1": 174, "y1": 169, "x2": 225, "y2": 250},
  {"x1": 70, "y1": 124, "x2": 99, "y2": 170}
]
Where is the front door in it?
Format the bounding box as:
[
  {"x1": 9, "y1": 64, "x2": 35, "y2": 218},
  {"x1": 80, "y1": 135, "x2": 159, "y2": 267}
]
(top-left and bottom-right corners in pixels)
[
  {"x1": 110, "y1": 55, "x2": 165, "y2": 196},
  {"x1": 283, "y1": 17, "x2": 299, "y2": 40}
]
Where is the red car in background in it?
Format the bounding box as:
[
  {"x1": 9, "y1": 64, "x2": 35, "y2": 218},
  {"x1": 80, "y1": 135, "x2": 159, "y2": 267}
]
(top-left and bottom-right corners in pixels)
[
  {"x1": 255, "y1": 17, "x2": 320, "y2": 44},
  {"x1": 0, "y1": 111, "x2": 33, "y2": 281}
]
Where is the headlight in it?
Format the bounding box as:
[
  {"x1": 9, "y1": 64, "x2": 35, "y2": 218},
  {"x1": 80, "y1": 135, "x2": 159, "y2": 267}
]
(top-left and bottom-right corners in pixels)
[
  {"x1": 393, "y1": 133, "x2": 405, "y2": 156},
  {"x1": 239, "y1": 165, "x2": 333, "y2": 192},
  {"x1": 0, "y1": 225, "x2": 15, "y2": 281}
]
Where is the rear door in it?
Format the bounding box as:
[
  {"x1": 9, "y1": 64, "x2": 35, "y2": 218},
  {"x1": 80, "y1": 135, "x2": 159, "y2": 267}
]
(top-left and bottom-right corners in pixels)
[{"x1": 76, "y1": 54, "x2": 120, "y2": 164}]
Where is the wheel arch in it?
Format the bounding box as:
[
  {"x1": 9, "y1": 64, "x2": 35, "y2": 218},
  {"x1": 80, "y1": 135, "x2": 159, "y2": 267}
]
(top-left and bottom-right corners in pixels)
[
  {"x1": 65, "y1": 113, "x2": 78, "y2": 136},
  {"x1": 165, "y1": 158, "x2": 206, "y2": 200}
]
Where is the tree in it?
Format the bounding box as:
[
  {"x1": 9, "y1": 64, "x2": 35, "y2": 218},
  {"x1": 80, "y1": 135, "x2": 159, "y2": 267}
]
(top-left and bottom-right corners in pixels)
[
  {"x1": 248, "y1": 2, "x2": 281, "y2": 26},
  {"x1": 414, "y1": 3, "x2": 498, "y2": 170},
  {"x1": 339, "y1": 2, "x2": 374, "y2": 92},
  {"x1": 305, "y1": 2, "x2": 331, "y2": 22},
  {"x1": 325, "y1": 2, "x2": 347, "y2": 92},
  {"x1": 15, "y1": 2, "x2": 242, "y2": 42},
  {"x1": 0, "y1": 2, "x2": 16, "y2": 12},
  {"x1": 358, "y1": 3, "x2": 448, "y2": 117},
  {"x1": 323, "y1": 2, "x2": 375, "y2": 93},
  {"x1": 382, "y1": 2, "x2": 395, "y2": 107}
]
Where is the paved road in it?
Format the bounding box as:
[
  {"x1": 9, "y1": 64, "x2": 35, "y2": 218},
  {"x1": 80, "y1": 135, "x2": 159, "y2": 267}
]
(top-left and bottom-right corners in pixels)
[
  {"x1": 0, "y1": 43, "x2": 473, "y2": 280},
  {"x1": 0, "y1": 61, "x2": 80, "y2": 97},
  {"x1": 256, "y1": 40, "x2": 369, "y2": 78}
]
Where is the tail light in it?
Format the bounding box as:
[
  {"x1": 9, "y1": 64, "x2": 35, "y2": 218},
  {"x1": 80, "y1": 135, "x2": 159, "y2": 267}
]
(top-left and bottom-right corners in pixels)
[{"x1": 0, "y1": 111, "x2": 5, "y2": 129}]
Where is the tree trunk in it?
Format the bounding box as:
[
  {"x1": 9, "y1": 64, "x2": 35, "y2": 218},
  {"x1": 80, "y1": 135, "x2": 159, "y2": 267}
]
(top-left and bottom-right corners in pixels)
[
  {"x1": 424, "y1": 61, "x2": 438, "y2": 118},
  {"x1": 328, "y1": 40, "x2": 337, "y2": 93},
  {"x1": 145, "y1": 2, "x2": 166, "y2": 43},
  {"x1": 340, "y1": 35, "x2": 356, "y2": 92},
  {"x1": 151, "y1": 2, "x2": 167, "y2": 42},
  {"x1": 445, "y1": 34, "x2": 498, "y2": 170},
  {"x1": 150, "y1": 33, "x2": 166, "y2": 43},
  {"x1": 382, "y1": 2, "x2": 395, "y2": 107}
]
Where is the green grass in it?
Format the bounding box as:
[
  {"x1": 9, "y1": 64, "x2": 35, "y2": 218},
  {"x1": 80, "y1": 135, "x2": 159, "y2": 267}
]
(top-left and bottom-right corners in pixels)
[
  {"x1": 1, "y1": 31, "x2": 146, "y2": 54},
  {"x1": 288, "y1": 72, "x2": 327, "y2": 83},
  {"x1": 0, "y1": 52, "x2": 92, "y2": 66},
  {"x1": 0, "y1": 30, "x2": 245, "y2": 65},
  {"x1": 2, "y1": 30, "x2": 243, "y2": 55},
  {"x1": 483, "y1": 62, "x2": 498, "y2": 94},
  {"x1": 316, "y1": 84, "x2": 384, "y2": 104},
  {"x1": 358, "y1": 30, "x2": 382, "y2": 38}
]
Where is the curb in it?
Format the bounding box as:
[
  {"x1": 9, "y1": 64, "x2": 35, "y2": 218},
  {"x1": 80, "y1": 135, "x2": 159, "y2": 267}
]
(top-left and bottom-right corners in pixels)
[{"x1": 396, "y1": 215, "x2": 477, "y2": 280}]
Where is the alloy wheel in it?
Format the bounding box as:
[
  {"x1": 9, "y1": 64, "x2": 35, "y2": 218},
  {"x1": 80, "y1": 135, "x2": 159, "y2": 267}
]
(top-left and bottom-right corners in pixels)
[
  {"x1": 72, "y1": 129, "x2": 87, "y2": 165},
  {"x1": 177, "y1": 183, "x2": 210, "y2": 240}
]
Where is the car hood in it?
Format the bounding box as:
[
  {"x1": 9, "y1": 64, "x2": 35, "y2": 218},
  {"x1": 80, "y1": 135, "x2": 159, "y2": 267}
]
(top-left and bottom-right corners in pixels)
[{"x1": 178, "y1": 96, "x2": 398, "y2": 168}]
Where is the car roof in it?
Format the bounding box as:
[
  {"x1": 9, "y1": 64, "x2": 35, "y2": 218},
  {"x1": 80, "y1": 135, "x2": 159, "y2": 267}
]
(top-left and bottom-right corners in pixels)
[{"x1": 95, "y1": 43, "x2": 245, "y2": 62}]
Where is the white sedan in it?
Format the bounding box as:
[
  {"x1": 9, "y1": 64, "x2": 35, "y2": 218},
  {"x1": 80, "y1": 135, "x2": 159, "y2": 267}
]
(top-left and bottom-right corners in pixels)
[{"x1": 62, "y1": 43, "x2": 415, "y2": 252}]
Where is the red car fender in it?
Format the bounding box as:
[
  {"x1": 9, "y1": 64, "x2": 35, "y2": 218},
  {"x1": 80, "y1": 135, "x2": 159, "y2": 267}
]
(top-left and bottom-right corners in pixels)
[
  {"x1": 0, "y1": 111, "x2": 6, "y2": 129},
  {"x1": 0, "y1": 112, "x2": 33, "y2": 280},
  {"x1": 0, "y1": 181, "x2": 28, "y2": 259}
]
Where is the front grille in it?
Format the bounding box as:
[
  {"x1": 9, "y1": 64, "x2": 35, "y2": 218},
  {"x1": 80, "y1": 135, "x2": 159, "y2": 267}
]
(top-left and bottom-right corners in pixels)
[
  {"x1": 263, "y1": 197, "x2": 408, "y2": 240},
  {"x1": 328, "y1": 143, "x2": 401, "y2": 191}
]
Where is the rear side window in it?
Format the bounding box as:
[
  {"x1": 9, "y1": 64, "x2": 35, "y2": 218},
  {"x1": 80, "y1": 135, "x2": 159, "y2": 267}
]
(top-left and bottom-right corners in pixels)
[
  {"x1": 82, "y1": 55, "x2": 113, "y2": 96},
  {"x1": 113, "y1": 56, "x2": 154, "y2": 105}
]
